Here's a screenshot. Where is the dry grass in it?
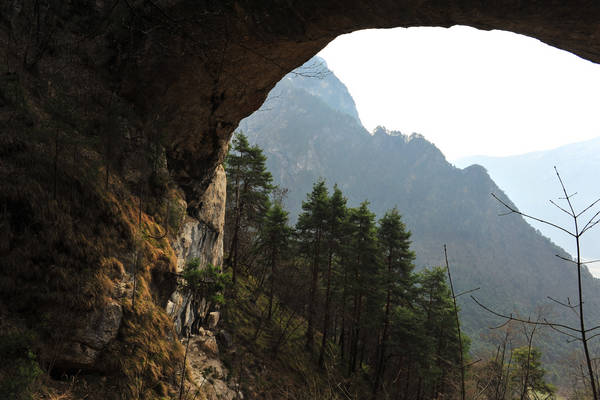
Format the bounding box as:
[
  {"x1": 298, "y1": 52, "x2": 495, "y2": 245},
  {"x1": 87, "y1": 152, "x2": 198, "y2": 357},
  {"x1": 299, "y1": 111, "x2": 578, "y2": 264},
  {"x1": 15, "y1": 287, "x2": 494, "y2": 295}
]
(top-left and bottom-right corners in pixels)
[
  {"x1": 0, "y1": 93, "x2": 184, "y2": 399},
  {"x1": 222, "y1": 276, "x2": 370, "y2": 400}
]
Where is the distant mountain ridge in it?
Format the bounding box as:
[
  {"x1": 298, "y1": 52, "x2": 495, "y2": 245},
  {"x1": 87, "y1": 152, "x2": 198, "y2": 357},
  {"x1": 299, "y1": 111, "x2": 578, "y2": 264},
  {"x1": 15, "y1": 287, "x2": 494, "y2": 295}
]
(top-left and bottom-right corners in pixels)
[
  {"x1": 280, "y1": 56, "x2": 362, "y2": 124},
  {"x1": 237, "y1": 57, "x2": 600, "y2": 384},
  {"x1": 456, "y1": 137, "x2": 600, "y2": 267}
]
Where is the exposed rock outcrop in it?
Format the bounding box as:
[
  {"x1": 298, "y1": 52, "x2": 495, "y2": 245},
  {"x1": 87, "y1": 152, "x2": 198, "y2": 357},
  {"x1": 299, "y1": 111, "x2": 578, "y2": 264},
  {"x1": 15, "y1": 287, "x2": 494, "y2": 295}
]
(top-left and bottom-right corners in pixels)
[
  {"x1": 168, "y1": 165, "x2": 226, "y2": 336},
  {"x1": 185, "y1": 330, "x2": 242, "y2": 400},
  {"x1": 173, "y1": 165, "x2": 226, "y2": 271},
  {"x1": 59, "y1": 299, "x2": 123, "y2": 370}
]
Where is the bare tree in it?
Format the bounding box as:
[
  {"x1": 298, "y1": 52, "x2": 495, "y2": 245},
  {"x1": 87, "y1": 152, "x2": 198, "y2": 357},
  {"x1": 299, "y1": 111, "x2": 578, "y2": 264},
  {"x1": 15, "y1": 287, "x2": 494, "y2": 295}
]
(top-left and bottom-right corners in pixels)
[
  {"x1": 473, "y1": 167, "x2": 600, "y2": 399},
  {"x1": 444, "y1": 245, "x2": 478, "y2": 400}
]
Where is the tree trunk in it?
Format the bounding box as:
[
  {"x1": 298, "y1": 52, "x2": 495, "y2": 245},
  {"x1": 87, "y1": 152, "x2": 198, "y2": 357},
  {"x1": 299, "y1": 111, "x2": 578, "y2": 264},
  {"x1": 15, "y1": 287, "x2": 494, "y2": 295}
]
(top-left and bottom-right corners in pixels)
[
  {"x1": 318, "y1": 247, "x2": 334, "y2": 367},
  {"x1": 306, "y1": 229, "x2": 321, "y2": 352},
  {"x1": 374, "y1": 249, "x2": 394, "y2": 394},
  {"x1": 267, "y1": 245, "x2": 277, "y2": 320}
]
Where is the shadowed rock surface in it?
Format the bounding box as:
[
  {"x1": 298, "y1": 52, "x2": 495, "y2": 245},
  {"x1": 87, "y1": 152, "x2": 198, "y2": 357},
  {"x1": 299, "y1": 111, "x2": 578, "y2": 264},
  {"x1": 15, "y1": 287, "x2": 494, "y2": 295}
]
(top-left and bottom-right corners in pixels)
[{"x1": 2, "y1": 0, "x2": 600, "y2": 397}]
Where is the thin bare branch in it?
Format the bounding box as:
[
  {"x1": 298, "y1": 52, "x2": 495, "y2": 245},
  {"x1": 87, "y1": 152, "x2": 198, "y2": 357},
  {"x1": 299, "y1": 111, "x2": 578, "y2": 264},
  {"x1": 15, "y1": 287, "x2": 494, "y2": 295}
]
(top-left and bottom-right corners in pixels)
[
  {"x1": 584, "y1": 325, "x2": 600, "y2": 333},
  {"x1": 554, "y1": 166, "x2": 577, "y2": 217},
  {"x1": 471, "y1": 296, "x2": 581, "y2": 333},
  {"x1": 491, "y1": 193, "x2": 575, "y2": 237},
  {"x1": 587, "y1": 332, "x2": 600, "y2": 342},
  {"x1": 558, "y1": 192, "x2": 578, "y2": 201},
  {"x1": 556, "y1": 254, "x2": 577, "y2": 264},
  {"x1": 444, "y1": 245, "x2": 466, "y2": 400},
  {"x1": 455, "y1": 287, "x2": 480, "y2": 298},
  {"x1": 577, "y1": 197, "x2": 600, "y2": 218},
  {"x1": 550, "y1": 199, "x2": 574, "y2": 217},
  {"x1": 550, "y1": 296, "x2": 581, "y2": 320},
  {"x1": 465, "y1": 359, "x2": 482, "y2": 368},
  {"x1": 547, "y1": 296, "x2": 579, "y2": 310},
  {"x1": 544, "y1": 321, "x2": 582, "y2": 341},
  {"x1": 489, "y1": 318, "x2": 513, "y2": 330},
  {"x1": 581, "y1": 212, "x2": 600, "y2": 235}
]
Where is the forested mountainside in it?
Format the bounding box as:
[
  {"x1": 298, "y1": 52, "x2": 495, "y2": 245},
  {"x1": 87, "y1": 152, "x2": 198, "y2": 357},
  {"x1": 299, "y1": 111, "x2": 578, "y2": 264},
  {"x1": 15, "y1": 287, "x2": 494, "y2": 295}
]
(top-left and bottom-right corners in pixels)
[
  {"x1": 456, "y1": 138, "x2": 600, "y2": 264},
  {"x1": 220, "y1": 131, "x2": 559, "y2": 399},
  {"x1": 238, "y1": 58, "x2": 600, "y2": 383}
]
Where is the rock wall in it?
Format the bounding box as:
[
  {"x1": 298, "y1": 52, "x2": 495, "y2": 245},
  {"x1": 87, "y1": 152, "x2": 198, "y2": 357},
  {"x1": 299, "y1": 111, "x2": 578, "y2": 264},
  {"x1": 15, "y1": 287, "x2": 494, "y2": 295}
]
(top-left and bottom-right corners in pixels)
[
  {"x1": 168, "y1": 165, "x2": 226, "y2": 336},
  {"x1": 58, "y1": 281, "x2": 129, "y2": 371},
  {"x1": 165, "y1": 165, "x2": 240, "y2": 399}
]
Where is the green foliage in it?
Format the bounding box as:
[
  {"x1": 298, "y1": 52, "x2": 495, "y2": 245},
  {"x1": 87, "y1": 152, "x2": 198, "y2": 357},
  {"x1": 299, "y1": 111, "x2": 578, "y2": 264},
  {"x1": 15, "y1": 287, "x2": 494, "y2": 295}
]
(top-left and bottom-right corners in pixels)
[
  {"x1": 167, "y1": 198, "x2": 186, "y2": 234},
  {"x1": 225, "y1": 132, "x2": 274, "y2": 282},
  {"x1": 470, "y1": 330, "x2": 557, "y2": 400},
  {"x1": 378, "y1": 207, "x2": 415, "y2": 289},
  {"x1": 223, "y1": 137, "x2": 468, "y2": 398},
  {"x1": 181, "y1": 259, "x2": 231, "y2": 305},
  {"x1": 225, "y1": 132, "x2": 274, "y2": 222},
  {"x1": 510, "y1": 346, "x2": 556, "y2": 399},
  {"x1": 297, "y1": 179, "x2": 330, "y2": 238},
  {"x1": 0, "y1": 332, "x2": 42, "y2": 400},
  {"x1": 240, "y1": 64, "x2": 600, "y2": 386},
  {"x1": 257, "y1": 203, "x2": 293, "y2": 255}
]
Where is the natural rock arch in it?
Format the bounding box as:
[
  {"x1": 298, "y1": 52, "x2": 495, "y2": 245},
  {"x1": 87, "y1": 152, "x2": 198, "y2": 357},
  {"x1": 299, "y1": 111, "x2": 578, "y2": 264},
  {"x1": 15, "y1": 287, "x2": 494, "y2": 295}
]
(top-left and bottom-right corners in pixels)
[
  {"x1": 121, "y1": 0, "x2": 600, "y2": 198},
  {"x1": 7, "y1": 1, "x2": 598, "y2": 197},
  {"x1": 2, "y1": 0, "x2": 600, "y2": 383}
]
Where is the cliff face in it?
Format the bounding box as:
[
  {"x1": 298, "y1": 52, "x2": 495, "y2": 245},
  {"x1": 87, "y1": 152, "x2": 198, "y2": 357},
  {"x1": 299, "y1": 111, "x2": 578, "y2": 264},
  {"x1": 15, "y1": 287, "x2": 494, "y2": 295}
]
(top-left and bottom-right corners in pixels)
[
  {"x1": 168, "y1": 165, "x2": 226, "y2": 337},
  {"x1": 1, "y1": 0, "x2": 600, "y2": 397}
]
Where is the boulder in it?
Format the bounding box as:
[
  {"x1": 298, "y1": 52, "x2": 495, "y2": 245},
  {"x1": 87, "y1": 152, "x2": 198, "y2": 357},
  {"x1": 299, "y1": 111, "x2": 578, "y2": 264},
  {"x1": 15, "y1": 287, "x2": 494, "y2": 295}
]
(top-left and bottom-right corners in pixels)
[{"x1": 207, "y1": 311, "x2": 220, "y2": 329}]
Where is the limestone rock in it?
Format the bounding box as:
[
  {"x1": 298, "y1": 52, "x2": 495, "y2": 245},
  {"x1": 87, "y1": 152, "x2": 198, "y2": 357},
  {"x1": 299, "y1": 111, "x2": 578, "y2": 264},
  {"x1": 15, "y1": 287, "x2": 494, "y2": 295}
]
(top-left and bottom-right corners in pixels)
[
  {"x1": 186, "y1": 336, "x2": 240, "y2": 400},
  {"x1": 168, "y1": 165, "x2": 226, "y2": 336},
  {"x1": 57, "y1": 299, "x2": 123, "y2": 370},
  {"x1": 197, "y1": 333, "x2": 219, "y2": 356},
  {"x1": 207, "y1": 311, "x2": 220, "y2": 329}
]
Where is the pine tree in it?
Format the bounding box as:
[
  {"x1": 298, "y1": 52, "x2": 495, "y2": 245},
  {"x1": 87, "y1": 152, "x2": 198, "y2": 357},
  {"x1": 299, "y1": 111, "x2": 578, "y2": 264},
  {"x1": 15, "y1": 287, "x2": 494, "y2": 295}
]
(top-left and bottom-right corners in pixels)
[
  {"x1": 373, "y1": 207, "x2": 415, "y2": 393},
  {"x1": 416, "y1": 267, "x2": 463, "y2": 398},
  {"x1": 225, "y1": 132, "x2": 273, "y2": 283},
  {"x1": 346, "y1": 201, "x2": 380, "y2": 374},
  {"x1": 318, "y1": 184, "x2": 347, "y2": 367},
  {"x1": 510, "y1": 346, "x2": 555, "y2": 399},
  {"x1": 255, "y1": 203, "x2": 293, "y2": 320},
  {"x1": 296, "y1": 179, "x2": 329, "y2": 352}
]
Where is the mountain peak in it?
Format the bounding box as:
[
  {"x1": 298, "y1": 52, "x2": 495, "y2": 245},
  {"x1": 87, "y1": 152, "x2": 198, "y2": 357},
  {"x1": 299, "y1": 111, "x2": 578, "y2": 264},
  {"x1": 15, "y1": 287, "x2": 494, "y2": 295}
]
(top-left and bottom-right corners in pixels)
[{"x1": 285, "y1": 57, "x2": 362, "y2": 124}]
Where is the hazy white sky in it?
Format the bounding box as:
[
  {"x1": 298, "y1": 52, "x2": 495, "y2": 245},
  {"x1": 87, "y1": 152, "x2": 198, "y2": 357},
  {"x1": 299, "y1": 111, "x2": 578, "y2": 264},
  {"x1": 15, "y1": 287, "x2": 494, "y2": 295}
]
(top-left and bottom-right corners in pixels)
[{"x1": 318, "y1": 26, "x2": 600, "y2": 161}]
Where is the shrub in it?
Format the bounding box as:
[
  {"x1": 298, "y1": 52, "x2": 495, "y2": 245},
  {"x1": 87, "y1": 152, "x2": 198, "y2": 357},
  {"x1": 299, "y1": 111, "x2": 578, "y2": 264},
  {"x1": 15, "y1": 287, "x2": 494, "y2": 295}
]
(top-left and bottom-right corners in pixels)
[
  {"x1": 0, "y1": 332, "x2": 42, "y2": 400},
  {"x1": 181, "y1": 259, "x2": 231, "y2": 306}
]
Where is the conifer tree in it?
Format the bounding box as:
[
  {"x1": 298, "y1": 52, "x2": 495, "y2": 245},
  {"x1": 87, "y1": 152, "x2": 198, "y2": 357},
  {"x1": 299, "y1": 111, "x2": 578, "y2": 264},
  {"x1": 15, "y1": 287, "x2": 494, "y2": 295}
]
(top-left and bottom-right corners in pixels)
[
  {"x1": 225, "y1": 132, "x2": 273, "y2": 283},
  {"x1": 255, "y1": 203, "x2": 292, "y2": 320},
  {"x1": 296, "y1": 179, "x2": 329, "y2": 351},
  {"x1": 416, "y1": 267, "x2": 463, "y2": 397},
  {"x1": 318, "y1": 184, "x2": 348, "y2": 367},
  {"x1": 373, "y1": 207, "x2": 415, "y2": 393},
  {"x1": 346, "y1": 201, "x2": 380, "y2": 374},
  {"x1": 510, "y1": 346, "x2": 555, "y2": 399}
]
